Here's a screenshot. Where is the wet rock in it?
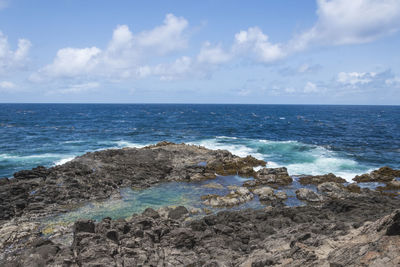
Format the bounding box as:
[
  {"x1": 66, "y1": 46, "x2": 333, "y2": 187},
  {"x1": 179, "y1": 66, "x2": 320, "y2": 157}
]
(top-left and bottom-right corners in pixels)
[
  {"x1": 275, "y1": 191, "x2": 288, "y2": 200},
  {"x1": 3, "y1": 197, "x2": 400, "y2": 266},
  {"x1": 296, "y1": 188, "x2": 324, "y2": 202},
  {"x1": 253, "y1": 186, "x2": 275, "y2": 201},
  {"x1": 353, "y1": 166, "x2": 400, "y2": 183},
  {"x1": 168, "y1": 206, "x2": 189, "y2": 220},
  {"x1": 252, "y1": 167, "x2": 293, "y2": 187},
  {"x1": 202, "y1": 187, "x2": 254, "y2": 207},
  {"x1": 346, "y1": 183, "x2": 361, "y2": 193},
  {"x1": 317, "y1": 182, "x2": 353, "y2": 199},
  {"x1": 298, "y1": 173, "x2": 346, "y2": 185}
]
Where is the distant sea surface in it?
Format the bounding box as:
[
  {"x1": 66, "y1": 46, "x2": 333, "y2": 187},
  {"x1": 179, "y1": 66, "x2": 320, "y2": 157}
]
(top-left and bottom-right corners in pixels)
[{"x1": 1, "y1": 104, "x2": 399, "y2": 181}]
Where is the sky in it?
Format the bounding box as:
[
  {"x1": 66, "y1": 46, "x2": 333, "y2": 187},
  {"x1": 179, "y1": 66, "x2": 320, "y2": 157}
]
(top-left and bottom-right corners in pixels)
[{"x1": 0, "y1": 0, "x2": 400, "y2": 104}]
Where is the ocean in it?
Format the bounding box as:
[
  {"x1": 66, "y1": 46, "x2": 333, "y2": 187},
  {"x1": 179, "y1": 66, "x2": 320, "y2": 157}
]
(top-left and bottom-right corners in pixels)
[{"x1": 1, "y1": 104, "x2": 399, "y2": 181}]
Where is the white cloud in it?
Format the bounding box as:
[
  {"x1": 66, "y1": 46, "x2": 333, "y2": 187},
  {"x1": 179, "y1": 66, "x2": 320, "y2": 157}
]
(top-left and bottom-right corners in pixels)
[
  {"x1": 33, "y1": 14, "x2": 189, "y2": 81},
  {"x1": 233, "y1": 27, "x2": 285, "y2": 63},
  {"x1": 337, "y1": 71, "x2": 377, "y2": 85},
  {"x1": 58, "y1": 82, "x2": 100, "y2": 94},
  {"x1": 385, "y1": 76, "x2": 400, "y2": 86},
  {"x1": 197, "y1": 42, "x2": 231, "y2": 64},
  {"x1": 41, "y1": 47, "x2": 101, "y2": 78},
  {"x1": 0, "y1": 80, "x2": 15, "y2": 89},
  {"x1": 291, "y1": 0, "x2": 400, "y2": 51},
  {"x1": 135, "y1": 13, "x2": 188, "y2": 54},
  {"x1": 152, "y1": 56, "x2": 193, "y2": 80},
  {"x1": 304, "y1": 81, "x2": 319, "y2": 93},
  {"x1": 0, "y1": 31, "x2": 31, "y2": 74}
]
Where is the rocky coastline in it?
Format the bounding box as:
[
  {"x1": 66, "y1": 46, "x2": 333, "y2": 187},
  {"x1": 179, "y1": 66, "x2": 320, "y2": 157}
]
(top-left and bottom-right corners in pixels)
[{"x1": 1, "y1": 142, "x2": 400, "y2": 266}]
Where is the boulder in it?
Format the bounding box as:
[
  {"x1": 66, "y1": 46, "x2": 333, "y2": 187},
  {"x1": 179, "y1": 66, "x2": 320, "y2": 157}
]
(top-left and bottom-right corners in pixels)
[
  {"x1": 296, "y1": 188, "x2": 324, "y2": 202},
  {"x1": 298, "y1": 173, "x2": 346, "y2": 185},
  {"x1": 253, "y1": 186, "x2": 275, "y2": 201},
  {"x1": 353, "y1": 166, "x2": 400, "y2": 183},
  {"x1": 168, "y1": 206, "x2": 189, "y2": 220},
  {"x1": 202, "y1": 187, "x2": 254, "y2": 207},
  {"x1": 253, "y1": 167, "x2": 293, "y2": 187}
]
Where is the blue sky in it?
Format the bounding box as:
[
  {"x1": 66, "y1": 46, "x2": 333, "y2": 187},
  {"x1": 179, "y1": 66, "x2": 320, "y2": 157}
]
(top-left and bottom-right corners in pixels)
[{"x1": 0, "y1": 0, "x2": 400, "y2": 104}]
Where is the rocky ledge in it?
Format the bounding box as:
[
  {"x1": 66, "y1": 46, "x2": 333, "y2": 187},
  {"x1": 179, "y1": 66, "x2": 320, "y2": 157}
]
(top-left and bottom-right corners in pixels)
[
  {"x1": 0, "y1": 142, "x2": 266, "y2": 221},
  {"x1": 1, "y1": 142, "x2": 400, "y2": 266},
  {"x1": 3, "y1": 197, "x2": 400, "y2": 266}
]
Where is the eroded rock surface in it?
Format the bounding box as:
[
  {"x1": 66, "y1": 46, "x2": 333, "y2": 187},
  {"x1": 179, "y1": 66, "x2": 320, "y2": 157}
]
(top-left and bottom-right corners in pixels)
[
  {"x1": 0, "y1": 142, "x2": 266, "y2": 222},
  {"x1": 298, "y1": 173, "x2": 346, "y2": 185},
  {"x1": 3, "y1": 196, "x2": 400, "y2": 266}
]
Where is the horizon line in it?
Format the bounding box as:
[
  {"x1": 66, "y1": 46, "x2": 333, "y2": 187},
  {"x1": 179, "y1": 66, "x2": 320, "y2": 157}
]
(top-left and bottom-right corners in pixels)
[{"x1": 0, "y1": 102, "x2": 399, "y2": 106}]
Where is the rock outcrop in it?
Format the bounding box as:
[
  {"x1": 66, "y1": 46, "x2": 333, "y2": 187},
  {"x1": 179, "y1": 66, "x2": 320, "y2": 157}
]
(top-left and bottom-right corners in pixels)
[
  {"x1": 243, "y1": 167, "x2": 293, "y2": 187},
  {"x1": 353, "y1": 166, "x2": 400, "y2": 183},
  {"x1": 3, "y1": 196, "x2": 400, "y2": 266},
  {"x1": 201, "y1": 186, "x2": 254, "y2": 207},
  {"x1": 298, "y1": 173, "x2": 346, "y2": 185},
  {"x1": 0, "y1": 142, "x2": 266, "y2": 222}
]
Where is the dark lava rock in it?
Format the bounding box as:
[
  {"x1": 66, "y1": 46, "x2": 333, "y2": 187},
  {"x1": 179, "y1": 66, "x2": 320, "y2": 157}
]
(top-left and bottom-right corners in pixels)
[
  {"x1": 298, "y1": 173, "x2": 346, "y2": 185},
  {"x1": 0, "y1": 142, "x2": 266, "y2": 221},
  {"x1": 74, "y1": 220, "x2": 95, "y2": 233},
  {"x1": 353, "y1": 166, "x2": 400, "y2": 183},
  {"x1": 168, "y1": 206, "x2": 189, "y2": 220},
  {"x1": 244, "y1": 167, "x2": 292, "y2": 187}
]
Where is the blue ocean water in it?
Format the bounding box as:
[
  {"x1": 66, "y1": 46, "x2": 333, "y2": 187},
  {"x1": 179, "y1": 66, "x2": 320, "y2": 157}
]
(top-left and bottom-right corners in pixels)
[{"x1": 1, "y1": 104, "x2": 399, "y2": 181}]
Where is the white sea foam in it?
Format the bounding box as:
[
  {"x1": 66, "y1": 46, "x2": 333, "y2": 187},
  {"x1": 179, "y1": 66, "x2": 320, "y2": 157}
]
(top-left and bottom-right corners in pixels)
[
  {"x1": 189, "y1": 139, "x2": 264, "y2": 160},
  {"x1": 114, "y1": 141, "x2": 146, "y2": 148},
  {"x1": 193, "y1": 136, "x2": 372, "y2": 182},
  {"x1": 54, "y1": 156, "x2": 76, "y2": 166}
]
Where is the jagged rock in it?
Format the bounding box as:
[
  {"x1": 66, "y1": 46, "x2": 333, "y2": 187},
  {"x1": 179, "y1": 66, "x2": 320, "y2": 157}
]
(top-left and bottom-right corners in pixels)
[
  {"x1": 317, "y1": 182, "x2": 354, "y2": 199},
  {"x1": 353, "y1": 166, "x2": 400, "y2": 183},
  {"x1": 253, "y1": 186, "x2": 275, "y2": 201},
  {"x1": 298, "y1": 173, "x2": 346, "y2": 185},
  {"x1": 245, "y1": 167, "x2": 292, "y2": 187},
  {"x1": 202, "y1": 187, "x2": 253, "y2": 207},
  {"x1": 0, "y1": 143, "x2": 266, "y2": 222},
  {"x1": 296, "y1": 188, "x2": 324, "y2": 202},
  {"x1": 142, "y1": 207, "x2": 160, "y2": 219},
  {"x1": 168, "y1": 206, "x2": 189, "y2": 220}
]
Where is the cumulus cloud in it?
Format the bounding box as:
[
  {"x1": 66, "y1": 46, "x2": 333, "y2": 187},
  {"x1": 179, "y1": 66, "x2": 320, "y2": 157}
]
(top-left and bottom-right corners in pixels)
[
  {"x1": 197, "y1": 42, "x2": 231, "y2": 64},
  {"x1": 336, "y1": 69, "x2": 400, "y2": 90},
  {"x1": 41, "y1": 47, "x2": 101, "y2": 78},
  {"x1": 134, "y1": 13, "x2": 188, "y2": 54},
  {"x1": 337, "y1": 71, "x2": 377, "y2": 85},
  {"x1": 304, "y1": 81, "x2": 319, "y2": 93},
  {"x1": 233, "y1": 27, "x2": 286, "y2": 63},
  {"x1": 290, "y1": 0, "x2": 400, "y2": 51},
  {"x1": 229, "y1": 0, "x2": 400, "y2": 63},
  {"x1": 33, "y1": 14, "x2": 189, "y2": 81},
  {"x1": 0, "y1": 31, "x2": 31, "y2": 74},
  {"x1": 0, "y1": 80, "x2": 15, "y2": 89},
  {"x1": 152, "y1": 56, "x2": 193, "y2": 80}
]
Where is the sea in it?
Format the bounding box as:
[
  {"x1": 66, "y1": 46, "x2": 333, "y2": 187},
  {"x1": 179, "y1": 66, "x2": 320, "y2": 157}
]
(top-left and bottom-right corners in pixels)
[
  {"x1": 2, "y1": 103, "x2": 400, "y2": 221},
  {"x1": 1, "y1": 104, "x2": 399, "y2": 181}
]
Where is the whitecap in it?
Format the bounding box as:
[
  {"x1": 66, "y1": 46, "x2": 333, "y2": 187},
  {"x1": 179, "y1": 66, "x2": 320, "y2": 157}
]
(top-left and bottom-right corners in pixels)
[
  {"x1": 54, "y1": 156, "x2": 76, "y2": 166},
  {"x1": 193, "y1": 137, "x2": 373, "y2": 182}
]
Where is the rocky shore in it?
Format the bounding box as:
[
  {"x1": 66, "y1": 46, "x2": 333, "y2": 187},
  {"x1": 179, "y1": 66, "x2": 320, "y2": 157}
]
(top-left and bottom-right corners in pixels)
[{"x1": 1, "y1": 142, "x2": 400, "y2": 266}]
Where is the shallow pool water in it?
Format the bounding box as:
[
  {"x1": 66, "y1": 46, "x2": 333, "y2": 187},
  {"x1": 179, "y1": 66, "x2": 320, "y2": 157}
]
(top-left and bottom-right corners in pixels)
[
  {"x1": 44, "y1": 175, "x2": 387, "y2": 228},
  {"x1": 44, "y1": 175, "x2": 308, "y2": 226}
]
